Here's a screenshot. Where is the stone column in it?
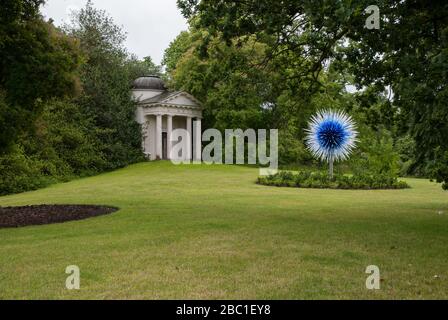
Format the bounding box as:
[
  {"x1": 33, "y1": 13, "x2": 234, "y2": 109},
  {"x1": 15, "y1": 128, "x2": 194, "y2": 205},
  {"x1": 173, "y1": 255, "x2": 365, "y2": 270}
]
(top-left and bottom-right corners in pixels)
[
  {"x1": 186, "y1": 116, "x2": 192, "y2": 161},
  {"x1": 193, "y1": 118, "x2": 202, "y2": 163},
  {"x1": 142, "y1": 117, "x2": 150, "y2": 158},
  {"x1": 167, "y1": 115, "x2": 173, "y2": 160},
  {"x1": 156, "y1": 114, "x2": 162, "y2": 160}
]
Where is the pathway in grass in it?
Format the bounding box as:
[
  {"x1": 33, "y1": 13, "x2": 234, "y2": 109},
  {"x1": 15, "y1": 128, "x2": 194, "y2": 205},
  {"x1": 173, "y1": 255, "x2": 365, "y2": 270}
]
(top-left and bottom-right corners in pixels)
[{"x1": 0, "y1": 162, "x2": 447, "y2": 299}]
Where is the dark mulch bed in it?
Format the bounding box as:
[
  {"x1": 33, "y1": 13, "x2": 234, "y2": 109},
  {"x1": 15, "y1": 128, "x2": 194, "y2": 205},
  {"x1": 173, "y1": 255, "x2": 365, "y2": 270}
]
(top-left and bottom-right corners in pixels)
[{"x1": 0, "y1": 205, "x2": 118, "y2": 228}]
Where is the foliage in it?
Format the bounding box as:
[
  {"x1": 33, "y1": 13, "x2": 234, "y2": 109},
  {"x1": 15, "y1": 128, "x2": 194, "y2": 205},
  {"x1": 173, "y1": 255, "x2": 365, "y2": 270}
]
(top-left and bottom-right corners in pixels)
[
  {"x1": 64, "y1": 0, "x2": 144, "y2": 169},
  {"x1": 162, "y1": 31, "x2": 192, "y2": 74},
  {"x1": 128, "y1": 55, "x2": 163, "y2": 80},
  {"x1": 0, "y1": 0, "x2": 82, "y2": 153},
  {"x1": 164, "y1": 27, "x2": 355, "y2": 165},
  {"x1": 394, "y1": 134, "x2": 417, "y2": 177},
  {"x1": 257, "y1": 170, "x2": 409, "y2": 190},
  {"x1": 278, "y1": 128, "x2": 313, "y2": 166},
  {"x1": 33, "y1": 99, "x2": 106, "y2": 176},
  {"x1": 349, "y1": 126, "x2": 400, "y2": 177},
  {"x1": 177, "y1": 0, "x2": 448, "y2": 189},
  {"x1": 428, "y1": 148, "x2": 448, "y2": 191},
  {"x1": 0, "y1": 144, "x2": 54, "y2": 196},
  {"x1": 169, "y1": 31, "x2": 276, "y2": 131},
  {"x1": 0, "y1": 98, "x2": 107, "y2": 195},
  {"x1": 0, "y1": 1, "x2": 147, "y2": 195}
]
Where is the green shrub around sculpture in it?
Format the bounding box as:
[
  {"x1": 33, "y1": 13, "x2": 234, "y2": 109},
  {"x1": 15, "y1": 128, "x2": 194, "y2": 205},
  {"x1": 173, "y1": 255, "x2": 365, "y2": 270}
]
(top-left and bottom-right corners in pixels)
[{"x1": 257, "y1": 171, "x2": 410, "y2": 190}]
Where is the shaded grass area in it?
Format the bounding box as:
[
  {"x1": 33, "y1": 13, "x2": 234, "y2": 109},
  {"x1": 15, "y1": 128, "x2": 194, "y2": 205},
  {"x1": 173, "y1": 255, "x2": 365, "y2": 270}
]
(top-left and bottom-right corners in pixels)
[{"x1": 0, "y1": 161, "x2": 447, "y2": 299}]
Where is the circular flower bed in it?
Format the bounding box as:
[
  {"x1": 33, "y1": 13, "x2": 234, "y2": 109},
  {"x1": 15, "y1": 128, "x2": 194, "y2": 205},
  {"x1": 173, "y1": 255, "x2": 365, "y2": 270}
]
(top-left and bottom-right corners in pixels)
[
  {"x1": 0, "y1": 205, "x2": 118, "y2": 228},
  {"x1": 257, "y1": 171, "x2": 410, "y2": 190}
]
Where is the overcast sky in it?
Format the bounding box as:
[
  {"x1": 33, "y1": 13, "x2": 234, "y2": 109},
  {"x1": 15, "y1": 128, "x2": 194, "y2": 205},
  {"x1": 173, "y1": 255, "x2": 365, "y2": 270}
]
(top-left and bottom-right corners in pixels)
[{"x1": 41, "y1": 0, "x2": 188, "y2": 65}]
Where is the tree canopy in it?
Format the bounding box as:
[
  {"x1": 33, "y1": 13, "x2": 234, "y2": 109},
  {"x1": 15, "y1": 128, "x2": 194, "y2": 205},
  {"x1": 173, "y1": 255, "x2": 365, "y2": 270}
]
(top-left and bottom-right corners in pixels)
[
  {"x1": 0, "y1": 1, "x2": 153, "y2": 195},
  {"x1": 0, "y1": 0, "x2": 82, "y2": 153},
  {"x1": 176, "y1": 0, "x2": 448, "y2": 188}
]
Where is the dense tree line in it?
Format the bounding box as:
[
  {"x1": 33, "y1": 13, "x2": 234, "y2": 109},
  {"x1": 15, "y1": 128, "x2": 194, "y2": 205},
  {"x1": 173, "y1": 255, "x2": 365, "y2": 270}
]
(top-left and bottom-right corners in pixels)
[
  {"x1": 171, "y1": 0, "x2": 448, "y2": 189},
  {"x1": 162, "y1": 17, "x2": 401, "y2": 175},
  {"x1": 0, "y1": 1, "x2": 154, "y2": 195},
  {"x1": 0, "y1": 0, "x2": 82, "y2": 154},
  {"x1": 1, "y1": 0, "x2": 446, "y2": 194}
]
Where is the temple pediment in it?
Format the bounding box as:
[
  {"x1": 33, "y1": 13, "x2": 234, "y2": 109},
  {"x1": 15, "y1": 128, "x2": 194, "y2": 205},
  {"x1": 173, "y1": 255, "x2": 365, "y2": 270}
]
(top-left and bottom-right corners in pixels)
[{"x1": 139, "y1": 91, "x2": 201, "y2": 109}]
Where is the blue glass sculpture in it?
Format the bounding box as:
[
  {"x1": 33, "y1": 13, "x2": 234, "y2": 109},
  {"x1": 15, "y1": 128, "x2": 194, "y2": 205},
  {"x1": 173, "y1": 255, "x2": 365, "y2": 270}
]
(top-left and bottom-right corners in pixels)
[{"x1": 305, "y1": 110, "x2": 358, "y2": 178}]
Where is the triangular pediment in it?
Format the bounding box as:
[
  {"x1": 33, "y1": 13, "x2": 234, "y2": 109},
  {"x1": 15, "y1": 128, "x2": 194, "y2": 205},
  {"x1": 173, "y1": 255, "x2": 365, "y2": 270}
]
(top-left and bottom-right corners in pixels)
[
  {"x1": 139, "y1": 91, "x2": 202, "y2": 109},
  {"x1": 164, "y1": 92, "x2": 201, "y2": 107}
]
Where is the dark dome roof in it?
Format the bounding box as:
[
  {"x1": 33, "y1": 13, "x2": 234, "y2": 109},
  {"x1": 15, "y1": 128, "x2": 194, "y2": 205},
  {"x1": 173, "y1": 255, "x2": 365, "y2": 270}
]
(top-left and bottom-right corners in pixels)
[{"x1": 133, "y1": 75, "x2": 166, "y2": 90}]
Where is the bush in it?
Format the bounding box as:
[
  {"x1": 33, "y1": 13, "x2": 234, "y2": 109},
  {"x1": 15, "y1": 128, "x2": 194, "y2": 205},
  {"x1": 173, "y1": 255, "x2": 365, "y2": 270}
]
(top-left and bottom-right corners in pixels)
[
  {"x1": 395, "y1": 134, "x2": 417, "y2": 177},
  {"x1": 350, "y1": 127, "x2": 400, "y2": 176},
  {"x1": 257, "y1": 170, "x2": 410, "y2": 190},
  {"x1": 0, "y1": 3, "x2": 146, "y2": 196},
  {"x1": 0, "y1": 98, "x2": 134, "y2": 196},
  {"x1": 0, "y1": 145, "x2": 55, "y2": 196},
  {"x1": 427, "y1": 148, "x2": 448, "y2": 190}
]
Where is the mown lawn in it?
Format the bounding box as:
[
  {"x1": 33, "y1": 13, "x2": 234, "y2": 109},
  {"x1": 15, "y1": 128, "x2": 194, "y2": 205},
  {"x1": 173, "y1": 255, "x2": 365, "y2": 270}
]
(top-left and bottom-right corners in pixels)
[{"x1": 0, "y1": 161, "x2": 447, "y2": 299}]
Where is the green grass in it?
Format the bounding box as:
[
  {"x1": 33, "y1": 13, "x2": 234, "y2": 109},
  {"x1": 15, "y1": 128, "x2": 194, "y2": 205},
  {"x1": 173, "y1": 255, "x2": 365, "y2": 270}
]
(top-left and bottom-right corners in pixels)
[{"x1": 0, "y1": 161, "x2": 447, "y2": 299}]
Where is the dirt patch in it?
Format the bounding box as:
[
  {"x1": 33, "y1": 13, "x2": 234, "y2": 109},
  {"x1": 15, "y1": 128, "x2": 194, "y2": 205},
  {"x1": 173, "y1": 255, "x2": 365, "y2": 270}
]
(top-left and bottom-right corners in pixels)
[{"x1": 0, "y1": 205, "x2": 118, "y2": 228}]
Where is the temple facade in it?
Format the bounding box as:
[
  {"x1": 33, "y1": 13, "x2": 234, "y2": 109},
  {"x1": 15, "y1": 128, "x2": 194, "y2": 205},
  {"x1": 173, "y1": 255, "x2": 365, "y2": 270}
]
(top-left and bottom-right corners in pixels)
[{"x1": 132, "y1": 76, "x2": 202, "y2": 161}]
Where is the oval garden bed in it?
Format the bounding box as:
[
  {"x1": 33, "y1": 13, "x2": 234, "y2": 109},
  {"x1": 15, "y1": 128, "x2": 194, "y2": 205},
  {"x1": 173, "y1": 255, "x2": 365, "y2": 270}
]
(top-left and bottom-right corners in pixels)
[
  {"x1": 0, "y1": 205, "x2": 118, "y2": 228},
  {"x1": 257, "y1": 171, "x2": 410, "y2": 190}
]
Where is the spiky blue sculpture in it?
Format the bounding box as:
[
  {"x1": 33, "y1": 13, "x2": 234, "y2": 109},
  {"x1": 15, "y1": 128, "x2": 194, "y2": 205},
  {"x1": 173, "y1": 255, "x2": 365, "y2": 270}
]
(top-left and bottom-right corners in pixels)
[{"x1": 305, "y1": 110, "x2": 358, "y2": 178}]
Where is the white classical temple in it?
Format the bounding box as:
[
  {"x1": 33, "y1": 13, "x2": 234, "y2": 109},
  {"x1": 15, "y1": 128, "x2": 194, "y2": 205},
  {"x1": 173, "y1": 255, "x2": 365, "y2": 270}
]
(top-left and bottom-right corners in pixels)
[{"x1": 132, "y1": 76, "x2": 202, "y2": 161}]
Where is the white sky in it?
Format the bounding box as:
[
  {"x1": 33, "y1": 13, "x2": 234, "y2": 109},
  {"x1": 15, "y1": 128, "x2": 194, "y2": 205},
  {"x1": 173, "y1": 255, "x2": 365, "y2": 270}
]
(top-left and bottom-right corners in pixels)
[{"x1": 41, "y1": 0, "x2": 188, "y2": 65}]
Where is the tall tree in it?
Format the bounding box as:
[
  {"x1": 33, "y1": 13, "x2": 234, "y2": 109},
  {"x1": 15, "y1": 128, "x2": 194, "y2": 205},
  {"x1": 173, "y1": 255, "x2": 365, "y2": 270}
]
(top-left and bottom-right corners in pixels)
[
  {"x1": 0, "y1": 0, "x2": 82, "y2": 153},
  {"x1": 64, "y1": 1, "x2": 143, "y2": 168},
  {"x1": 178, "y1": 0, "x2": 448, "y2": 188},
  {"x1": 162, "y1": 31, "x2": 192, "y2": 74},
  {"x1": 164, "y1": 27, "x2": 353, "y2": 164}
]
